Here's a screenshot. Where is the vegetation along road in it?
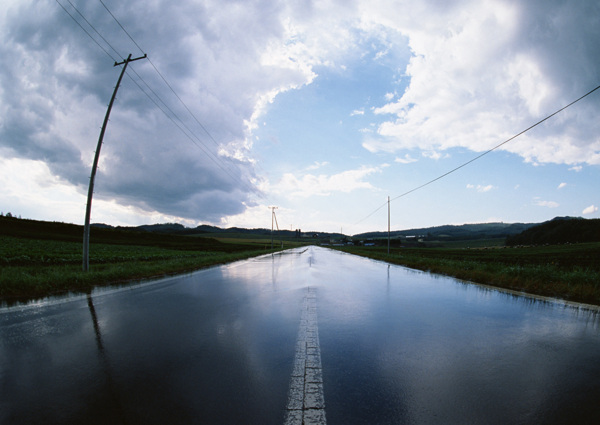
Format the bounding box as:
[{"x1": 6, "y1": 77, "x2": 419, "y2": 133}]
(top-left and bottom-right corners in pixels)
[
  {"x1": 336, "y1": 243, "x2": 600, "y2": 307},
  {"x1": 1, "y1": 215, "x2": 599, "y2": 306},
  {"x1": 0, "y1": 216, "x2": 291, "y2": 301}
]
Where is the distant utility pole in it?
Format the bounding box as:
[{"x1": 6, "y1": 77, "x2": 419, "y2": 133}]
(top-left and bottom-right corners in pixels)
[
  {"x1": 388, "y1": 196, "x2": 391, "y2": 255},
  {"x1": 83, "y1": 54, "x2": 147, "y2": 272},
  {"x1": 270, "y1": 206, "x2": 278, "y2": 249}
]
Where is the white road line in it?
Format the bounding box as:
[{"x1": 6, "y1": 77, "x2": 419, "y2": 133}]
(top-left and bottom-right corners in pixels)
[{"x1": 284, "y1": 287, "x2": 326, "y2": 425}]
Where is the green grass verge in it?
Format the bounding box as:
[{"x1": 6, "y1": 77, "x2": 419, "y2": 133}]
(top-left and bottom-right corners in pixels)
[
  {"x1": 0, "y1": 235, "x2": 276, "y2": 301},
  {"x1": 335, "y1": 244, "x2": 600, "y2": 306},
  {"x1": 210, "y1": 236, "x2": 309, "y2": 248}
]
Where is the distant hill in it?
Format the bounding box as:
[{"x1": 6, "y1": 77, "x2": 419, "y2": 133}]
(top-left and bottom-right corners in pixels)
[
  {"x1": 353, "y1": 221, "x2": 537, "y2": 242},
  {"x1": 506, "y1": 217, "x2": 600, "y2": 246},
  {"x1": 99, "y1": 219, "x2": 598, "y2": 246},
  {"x1": 0, "y1": 216, "x2": 241, "y2": 252},
  {"x1": 6, "y1": 214, "x2": 597, "y2": 247},
  {"x1": 93, "y1": 223, "x2": 338, "y2": 239},
  {"x1": 92, "y1": 222, "x2": 264, "y2": 236},
  {"x1": 135, "y1": 223, "x2": 188, "y2": 233}
]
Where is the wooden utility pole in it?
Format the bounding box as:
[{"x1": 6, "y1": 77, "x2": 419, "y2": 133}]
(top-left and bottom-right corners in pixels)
[
  {"x1": 387, "y1": 196, "x2": 391, "y2": 255},
  {"x1": 270, "y1": 206, "x2": 278, "y2": 249},
  {"x1": 83, "y1": 54, "x2": 147, "y2": 271}
]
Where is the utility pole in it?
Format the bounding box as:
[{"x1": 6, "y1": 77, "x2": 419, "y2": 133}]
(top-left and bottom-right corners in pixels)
[
  {"x1": 270, "y1": 206, "x2": 278, "y2": 249},
  {"x1": 387, "y1": 196, "x2": 391, "y2": 255},
  {"x1": 83, "y1": 54, "x2": 147, "y2": 272}
]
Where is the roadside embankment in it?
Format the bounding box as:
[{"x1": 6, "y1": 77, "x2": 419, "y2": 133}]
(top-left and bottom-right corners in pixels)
[{"x1": 335, "y1": 243, "x2": 600, "y2": 306}]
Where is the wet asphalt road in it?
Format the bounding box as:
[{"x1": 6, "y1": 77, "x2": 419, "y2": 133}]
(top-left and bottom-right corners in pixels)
[{"x1": 1, "y1": 246, "x2": 600, "y2": 424}]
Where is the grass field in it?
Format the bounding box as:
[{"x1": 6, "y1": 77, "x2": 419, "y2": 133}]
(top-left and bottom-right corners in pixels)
[
  {"x1": 193, "y1": 232, "x2": 316, "y2": 248},
  {"x1": 0, "y1": 216, "x2": 283, "y2": 302},
  {"x1": 2, "y1": 216, "x2": 599, "y2": 306},
  {"x1": 0, "y1": 234, "x2": 278, "y2": 301},
  {"x1": 208, "y1": 236, "x2": 308, "y2": 249},
  {"x1": 336, "y1": 243, "x2": 600, "y2": 306}
]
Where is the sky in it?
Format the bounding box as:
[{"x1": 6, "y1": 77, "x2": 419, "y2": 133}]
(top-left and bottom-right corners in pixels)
[{"x1": 1, "y1": 0, "x2": 599, "y2": 235}]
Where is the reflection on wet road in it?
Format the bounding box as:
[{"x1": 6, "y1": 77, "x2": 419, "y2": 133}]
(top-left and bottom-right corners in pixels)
[{"x1": 1, "y1": 246, "x2": 600, "y2": 424}]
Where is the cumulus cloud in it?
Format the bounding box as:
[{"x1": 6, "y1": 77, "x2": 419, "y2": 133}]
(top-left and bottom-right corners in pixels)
[
  {"x1": 467, "y1": 184, "x2": 495, "y2": 193},
  {"x1": 395, "y1": 154, "x2": 418, "y2": 164},
  {"x1": 273, "y1": 166, "x2": 383, "y2": 198},
  {"x1": 582, "y1": 205, "x2": 598, "y2": 215},
  {"x1": 422, "y1": 150, "x2": 447, "y2": 160},
  {"x1": 534, "y1": 199, "x2": 559, "y2": 208},
  {"x1": 1, "y1": 0, "x2": 341, "y2": 224},
  {"x1": 1, "y1": 0, "x2": 389, "y2": 225},
  {"x1": 361, "y1": 0, "x2": 600, "y2": 166},
  {"x1": 557, "y1": 182, "x2": 567, "y2": 189},
  {"x1": 2, "y1": 0, "x2": 599, "y2": 226},
  {"x1": 0, "y1": 0, "x2": 294, "y2": 223},
  {"x1": 306, "y1": 161, "x2": 330, "y2": 170}
]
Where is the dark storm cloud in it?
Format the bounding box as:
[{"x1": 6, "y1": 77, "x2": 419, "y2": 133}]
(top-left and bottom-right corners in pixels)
[
  {"x1": 0, "y1": 0, "x2": 292, "y2": 222},
  {"x1": 516, "y1": 0, "x2": 600, "y2": 97}
]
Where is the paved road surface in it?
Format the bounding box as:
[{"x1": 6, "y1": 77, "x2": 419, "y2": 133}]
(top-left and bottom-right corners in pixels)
[{"x1": 1, "y1": 246, "x2": 600, "y2": 424}]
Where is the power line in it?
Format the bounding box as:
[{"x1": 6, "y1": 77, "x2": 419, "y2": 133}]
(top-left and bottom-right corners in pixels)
[
  {"x1": 97, "y1": 0, "x2": 221, "y2": 149},
  {"x1": 57, "y1": 0, "x2": 260, "y2": 197},
  {"x1": 55, "y1": 0, "x2": 117, "y2": 62},
  {"x1": 97, "y1": 0, "x2": 145, "y2": 55},
  {"x1": 117, "y1": 66, "x2": 249, "y2": 189},
  {"x1": 65, "y1": 0, "x2": 123, "y2": 61},
  {"x1": 96, "y1": 0, "x2": 256, "y2": 187},
  {"x1": 354, "y1": 83, "x2": 600, "y2": 226},
  {"x1": 123, "y1": 65, "x2": 261, "y2": 196},
  {"x1": 124, "y1": 71, "x2": 256, "y2": 191}
]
